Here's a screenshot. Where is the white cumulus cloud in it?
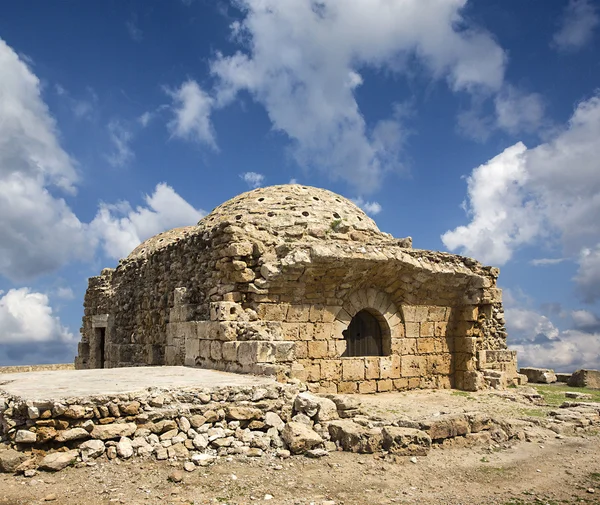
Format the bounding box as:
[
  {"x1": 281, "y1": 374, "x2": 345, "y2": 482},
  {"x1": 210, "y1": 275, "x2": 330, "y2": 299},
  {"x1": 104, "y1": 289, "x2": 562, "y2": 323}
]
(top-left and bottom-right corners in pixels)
[
  {"x1": 240, "y1": 172, "x2": 264, "y2": 189},
  {"x1": 443, "y1": 93, "x2": 600, "y2": 301},
  {"x1": 209, "y1": 0, "x2": 507, "y2": 191},
  {"x1": 0, "y1": 288, "x2": 73, "y2": 344},
  {"x1": 553, "y1": 0, "x2": 599, "y2": 52},
  {"x1": 89, "y1": 183, "x2": 206, "y2": 260},
  {"x1": 0, "y1": 37, "x2": 89, "y2": 282},
  {"x1": 167, "y1": 80, "x2": 217, "y2": 148},
  {"x1": 352, "y1": 197, "x2": 382, "y2": 216}
]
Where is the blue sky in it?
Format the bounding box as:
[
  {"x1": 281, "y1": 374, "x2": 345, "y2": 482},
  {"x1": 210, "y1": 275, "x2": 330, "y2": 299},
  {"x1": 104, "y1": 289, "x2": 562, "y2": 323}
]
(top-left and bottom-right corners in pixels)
[{"x1": 0, "y1": 0, "x2": 599, "y2": 371}]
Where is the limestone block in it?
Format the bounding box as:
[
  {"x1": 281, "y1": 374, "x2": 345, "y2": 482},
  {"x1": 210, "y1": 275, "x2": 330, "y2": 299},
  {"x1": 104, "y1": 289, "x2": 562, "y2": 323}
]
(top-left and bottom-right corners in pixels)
[
  {"x1": 197, "y1": 322, "x2": 215, "y2": 340},
  {"x1": 427, "y1": 306, "x2": 447, "y2": 322},
  {"x1": 434, "y1": 322, "x2": 448, "y2": 337},
  {"x1": 298, "y1": 323, "x2": 315, "y2": 341},
  {"x1": 567, "y1": 369, "x2": 600, "y2": 388},
  {"x1": 230, "y1": 268, "x2": 255, "y2": 283},
  {"x1": 294, "y1": 341, "x2": 308, "y2": 359},
  {"x1": 405, "y1": 323, "x2": 419, "y2": 338},
  {"x1": 274, "y1": 341, "x2": 295, "y2": 362},
  {"x1": 281, "y1": 322, "x2": 300, "y2": 340},
  {"x1": 210, "y1": 340, "x2": 223, "y2": 361},
  {"x1": 402, "y1": 305, "x2": 417, "y2": 322},
  {"x1": 257, "y1": 303, "x2": 289, "y2": 321},
  {"x1": 290, "y1": 363, "x2": 307, "y2": 382},
  {"x1": 364, "y1": 357, "x2": 380, "y2": 380},
  {"x1": 210, "y1": 302, "x2": 244, "y2": 322},
  {"x1": 393, "y1": 378, "x2": 409, "y2": 391},
  {"x1": 185, "y1": 337, "x2": 199, "y2": 360},
  {"x1": 308, "y1": 341, "x2": 328, "y2": 359},
  {"x1": 281, "y1": 422, "x2": 323, "y2": 454},
  {"x1": 422, "y1": 414, "x2": 469, "y2": 440},
  {"x1": 320, "y1": 359, "x2": 342, "y2": 381},
  {"x1": 520, "y1": 367, "x2": 557, "y2": 384},
  {"x1": 332, "y1": 339, "x2": 347, "y2": 356},
  {"x1": 414, "y1": 306, "x2": 429, "y2": 322},
  {"x1": 337, "y1": 381, "x2": 358, "y2": 394},
  {"x1": 214, "y1": 322, "x2": 238, "y2": 342},
  {"x1": 400, "y1": 338, "x2": 418, "y2": 355},
  {"x1": 198, "y1": 340, "x2": 212, "y2": 359},
  {"x1": 221, "y1": 241, "x2": 253, "y2": 257},
  {"x1": 308, "y1": 305, "x2": 324, "y2": 323},
  {"x1": 358, "y1": 381, "x2": 377, "y2": 394},
  {"x1": 305, "y1": 363, "x2": 321, "y2": 381},
  {"x1": 417, "y1": 338, "x2": 436, "y2": 354},
  {"x1": 482, "y1": 288, "x2": 502, "y2": 304},
  {"x1": 454, "y1": 337, "x2": 477, "y2": 355},
  {"x1": 382, "y1": 426, "x2": 431, "y2": 456},
  {"x1": 427, "y1": 354, "x2": 452, "y2": 375},
  {"x1": 322, "y1": 306, "x2": 340, "y2": 323},
  {"x1": 420, "y1": 322, "x2": 434, "y2": 337},
  {"x1": 38, "y1": 450, "x2": 79, "y2": 472},
  {"x1": 454, "y1": 353, "x2": 477, "y2": 372},
  {"x1": 327, "y1": 420, "x2": 382, "y2": 453},
  {"x1": 377, "y1": 379, "x2": 392, "y2": 392},
  {"x1": 222, "y1": 342, "x2": 239, "y2": 362},
  {"x1": 456, "y1": 306, "x2": 478, "y2": 322},
  {"x1": 401, "y1": 355, "x2": 426, "y2": 377},
  {"x1": 343, "y1": 359, "x2": 365, "y2": 381},
  {"x1": 314, "y1": 323, "x2": 333, "y2": 340},
  {"x1": 287, "y1": 305, "x2": 310, "y2": 322}
]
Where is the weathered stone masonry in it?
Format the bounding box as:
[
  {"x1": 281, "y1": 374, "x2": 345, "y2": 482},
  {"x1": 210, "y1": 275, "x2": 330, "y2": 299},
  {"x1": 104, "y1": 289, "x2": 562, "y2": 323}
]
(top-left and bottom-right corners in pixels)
[{"x1": 76, "y1": 184, "x2": 519, "y2": 391}]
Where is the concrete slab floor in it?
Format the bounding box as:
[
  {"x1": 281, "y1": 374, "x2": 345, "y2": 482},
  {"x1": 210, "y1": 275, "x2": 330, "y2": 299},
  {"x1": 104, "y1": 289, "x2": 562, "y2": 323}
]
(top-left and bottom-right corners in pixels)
[{"x1": 0, "y1": 366, "x2": 277, "y2": 401}]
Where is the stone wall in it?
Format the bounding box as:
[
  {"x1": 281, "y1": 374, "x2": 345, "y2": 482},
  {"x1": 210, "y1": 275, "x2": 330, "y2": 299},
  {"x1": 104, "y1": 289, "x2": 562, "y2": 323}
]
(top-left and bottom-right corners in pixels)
[{"x1": 77, "y1": 185, "x2": 516, "y2": 392}]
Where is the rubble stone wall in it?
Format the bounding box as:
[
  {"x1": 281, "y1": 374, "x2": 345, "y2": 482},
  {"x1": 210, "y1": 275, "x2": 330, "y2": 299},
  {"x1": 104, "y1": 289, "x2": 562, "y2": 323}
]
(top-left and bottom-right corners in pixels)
[{"x1": 77, "y1": 185, "x2": 517, "y2": 392}]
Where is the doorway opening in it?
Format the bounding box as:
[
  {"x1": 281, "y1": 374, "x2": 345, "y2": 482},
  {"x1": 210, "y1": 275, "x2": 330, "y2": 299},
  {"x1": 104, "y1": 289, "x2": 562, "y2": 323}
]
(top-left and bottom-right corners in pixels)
[
  {"x1": 95, "y1": 327, "x2": 106, "y2": 368},
  {"x1": 342, "y1": 309, "x2": 386, "y2": 357}
]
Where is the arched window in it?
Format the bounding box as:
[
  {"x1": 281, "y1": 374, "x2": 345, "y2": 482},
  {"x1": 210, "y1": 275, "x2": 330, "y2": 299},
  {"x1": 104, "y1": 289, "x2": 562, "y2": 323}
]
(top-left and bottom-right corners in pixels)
[{"x1": 342, "y1": 309, "x2": 385, "y2": 357}]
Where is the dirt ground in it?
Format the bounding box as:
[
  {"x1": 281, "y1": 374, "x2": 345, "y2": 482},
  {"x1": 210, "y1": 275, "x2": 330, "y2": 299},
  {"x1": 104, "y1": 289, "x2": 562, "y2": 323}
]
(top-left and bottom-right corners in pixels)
[{"x1": 2, "y1": 387, "x2": 600, "y2": 505}]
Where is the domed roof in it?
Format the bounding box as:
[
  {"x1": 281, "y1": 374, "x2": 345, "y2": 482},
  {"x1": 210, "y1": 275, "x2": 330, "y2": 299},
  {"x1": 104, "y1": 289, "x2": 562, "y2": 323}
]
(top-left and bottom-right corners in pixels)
[
  {"x1": 198, "y1": 184, "x2": 381, "y2": 238},
  {"x1": 126, "y1": 226, "x2": 197, "y2": 261}
]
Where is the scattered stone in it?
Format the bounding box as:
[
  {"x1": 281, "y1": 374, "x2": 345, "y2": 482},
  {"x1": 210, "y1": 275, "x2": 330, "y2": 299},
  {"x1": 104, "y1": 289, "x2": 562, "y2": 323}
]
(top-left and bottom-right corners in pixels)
[
  {"x1": 15, "y1": 430, "x2": 37, "y2": 444},
  {"x1": 168, "y1": 470, "x2": 184, "y2": 483},
  {"x1": 327, "y1": 420, "x2": 382, "y2": 453},
  {"x1": 305, "y1": 448, "x2": 328, "y2": 458},
  {"x1": 43, "y1": 494, "x2": 57, "y2": 501},
  {"x1": 519, "y1": 367, "x2": 557, "y2": 384},
  {"x1": 568, "y1": 369, "x2": 600, "y2": 389},
  {"x1": 24, "y1": 469, "x2": 37, "y2": 478},
  {"x1": 183, "y1": 461, "x2": 196, "y2": 472},
  {"x1": 265, "y1": 412, "x2": 285, "y2": 430},
  {"x1": 56, "y1": 427, "x2": 90, "y2": 443},
  {"x1": 192, "y1": 453, "x2": 216, "y2": 467},
  {"x1": 106, "y1": 446, "x2": 117, "y2": 460},
  {"x1": 381, "y1": 427, "x2": 431, "y2": 456},
  {"x1": 565, "y1": 392, "x2": 592, "y2": 400},
  {"x1": 281, "y1": 422, "x2": 323, "y2": 454},
  {"x1": 79, "y1": 439, "x2": 105, "y2": 459},
  {"x1": 116, "y1": 437, "x2": 134, "y2": 459},
  {"x1": 38, "y1": 450, "x2": 79, "y2": 472},
  {"x1": 91, "y1": 423, "x2": 136, "y2": 440},
  {"x1": 0, "y1": 449, "x2": 29, "y2": 473}
]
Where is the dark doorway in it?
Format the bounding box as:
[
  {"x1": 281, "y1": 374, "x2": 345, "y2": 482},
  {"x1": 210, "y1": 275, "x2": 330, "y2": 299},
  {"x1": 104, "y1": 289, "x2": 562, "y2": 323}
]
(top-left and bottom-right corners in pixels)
[
  {"x1": 95, "y1": 327, "x2": 106, "y2": 368},
  {"x1": 342, "y1": 309, "x2": 383, "y2": 357}
]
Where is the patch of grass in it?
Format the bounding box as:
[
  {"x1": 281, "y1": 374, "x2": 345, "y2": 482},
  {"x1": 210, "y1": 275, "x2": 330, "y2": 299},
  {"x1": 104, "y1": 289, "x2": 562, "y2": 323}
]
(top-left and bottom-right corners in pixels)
[
  {"x1": 330, "y1": 219, "x2": 343, "y2": 232},
  {"x1": 534, "y1": 384, "x2": 600, "y2": 407},
  {"x1": 451, "y1": 390, "x2": 475, "y2": 400},
  {"x1": 518, "y1": 407, "x2": 547, "y2": 418}
]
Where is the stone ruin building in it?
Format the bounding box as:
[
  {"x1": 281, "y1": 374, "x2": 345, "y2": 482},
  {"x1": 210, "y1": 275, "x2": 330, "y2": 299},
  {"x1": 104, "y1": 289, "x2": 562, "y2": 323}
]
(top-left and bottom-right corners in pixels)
[{"x1": 75, "y1": 184, "x2": 519, "y2": 393}]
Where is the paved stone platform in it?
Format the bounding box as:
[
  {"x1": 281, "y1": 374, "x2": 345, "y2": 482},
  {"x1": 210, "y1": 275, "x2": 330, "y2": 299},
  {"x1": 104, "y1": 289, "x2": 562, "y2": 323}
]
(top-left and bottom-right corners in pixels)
[{"x1": 0, "y1": 366, "x2": 276, "y2": 401}]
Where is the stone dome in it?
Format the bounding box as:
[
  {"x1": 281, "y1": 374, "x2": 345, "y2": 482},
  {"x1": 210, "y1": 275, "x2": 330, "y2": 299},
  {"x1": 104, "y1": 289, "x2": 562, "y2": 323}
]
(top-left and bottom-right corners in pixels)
[
  {"x1": 127, "y1": 226, "x2": 197, "y2": 261},
  {"x1": 198, "y1": 184, "x2": 381, "y2": 239}
]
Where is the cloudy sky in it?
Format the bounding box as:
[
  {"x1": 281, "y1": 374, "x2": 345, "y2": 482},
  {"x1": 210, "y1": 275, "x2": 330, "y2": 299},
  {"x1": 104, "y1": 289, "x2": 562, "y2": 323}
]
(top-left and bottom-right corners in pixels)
[{"x1": 0, "y1": 0, "x2": 599, "y2": 371}]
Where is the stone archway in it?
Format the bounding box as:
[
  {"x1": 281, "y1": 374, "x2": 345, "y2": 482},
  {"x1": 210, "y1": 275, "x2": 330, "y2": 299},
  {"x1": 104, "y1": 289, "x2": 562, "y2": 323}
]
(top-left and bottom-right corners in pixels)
[
  {"x1": 333, "y1": 288, "x2": 404, "y2": 357},
  {"x1": 342, "y1": 309, "x2": 386, "y2": 357}
]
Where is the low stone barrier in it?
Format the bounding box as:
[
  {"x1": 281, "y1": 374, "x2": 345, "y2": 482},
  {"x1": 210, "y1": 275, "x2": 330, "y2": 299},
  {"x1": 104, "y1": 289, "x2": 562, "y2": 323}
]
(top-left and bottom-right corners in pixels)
[
  {"x1": 567, "y1": 369, "x2": 600, "y2": 389},
  {"x1": 0, "y1": 364, "x2": 74, "y2": 374},
  {"x1": 1, "y1": 385, "x2": 578, "y2": 474}
]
